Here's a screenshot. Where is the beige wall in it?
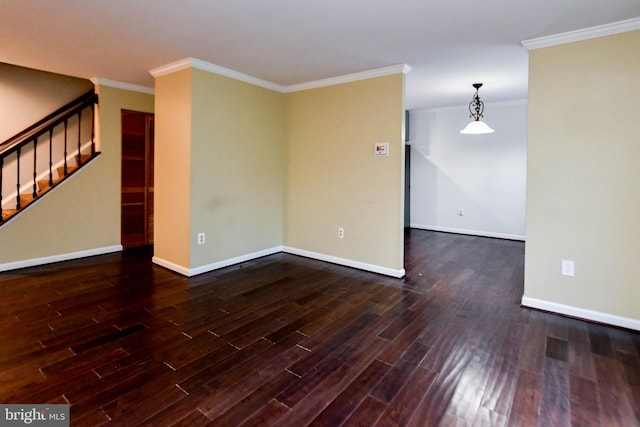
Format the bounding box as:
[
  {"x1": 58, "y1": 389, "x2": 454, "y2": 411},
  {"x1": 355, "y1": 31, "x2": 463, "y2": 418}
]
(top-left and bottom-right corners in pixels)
[
  {"x1": 285, "y1": 74, "x2": 405, "y2": 272},
  {"x1": 189, "y1": 69, "x2": 285, "y2": 268},
  {"x1": 155, "y1": 66, "x2": 404, "y2": 274},
  {"x1": 0, "y1": 83, "x2": 154, "y2": 265},
  {"x1": 154, "y1": 69, "x2": 193, "y2": 268},
  {"x1": 524, "y1": 30, "x2": 640, "y2": 322},
  {"x1": 0, "y1": 63, "x2": 92, "y2": 142},
  {"x1": 153, "y1": 67, "x2": 286, "y2": 272}
]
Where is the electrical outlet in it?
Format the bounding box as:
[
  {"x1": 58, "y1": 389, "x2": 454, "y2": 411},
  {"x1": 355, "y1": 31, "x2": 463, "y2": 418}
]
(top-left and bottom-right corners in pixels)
[
  {"x1": 561, "y1": 259, "x2": 575, "y2": 277},
  {"x1": 338, "y1": 227, "x2": 344, "y2": 238},
  {"x1": 197, "y1": 232, "x2": 205, "y2": 245}
]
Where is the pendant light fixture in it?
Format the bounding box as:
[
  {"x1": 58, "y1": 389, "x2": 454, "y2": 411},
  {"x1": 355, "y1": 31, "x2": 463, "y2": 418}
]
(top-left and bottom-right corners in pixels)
[{"x1": 460, "y1": 83, "x2": 495, "y2": 134}]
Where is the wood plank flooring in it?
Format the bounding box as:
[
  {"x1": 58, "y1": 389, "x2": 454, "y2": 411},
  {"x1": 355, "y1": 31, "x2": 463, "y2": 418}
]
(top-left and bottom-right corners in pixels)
[{"x1": 1, "y1": 229, "x2": 639, "y2": 426}]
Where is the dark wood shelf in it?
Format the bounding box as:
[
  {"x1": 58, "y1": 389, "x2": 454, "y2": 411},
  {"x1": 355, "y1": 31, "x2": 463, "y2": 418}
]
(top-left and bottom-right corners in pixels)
[{"x1": 121, "y1": 110, "x2": 154, "y2": 249}]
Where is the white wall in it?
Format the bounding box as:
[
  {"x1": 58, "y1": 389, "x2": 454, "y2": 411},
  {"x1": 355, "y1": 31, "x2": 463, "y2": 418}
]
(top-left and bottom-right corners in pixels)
[{"x1": 409, "y1": 101, "x2": 527, "y2": 240}]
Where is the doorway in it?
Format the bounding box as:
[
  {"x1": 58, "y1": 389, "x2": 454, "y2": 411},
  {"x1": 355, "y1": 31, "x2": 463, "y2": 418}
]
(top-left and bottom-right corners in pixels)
[
  {"x1": 121, "y1": 110, "x2": 154, "y2": 248},
  {"x1": 404, "y1": 144, "x2": 411, "y2": 229}
]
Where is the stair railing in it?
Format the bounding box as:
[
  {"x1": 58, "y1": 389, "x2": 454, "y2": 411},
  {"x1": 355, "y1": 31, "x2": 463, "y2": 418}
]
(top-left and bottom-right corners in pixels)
[{"x1": 0, "y1": 90, "x2": 99, "y2": 224}]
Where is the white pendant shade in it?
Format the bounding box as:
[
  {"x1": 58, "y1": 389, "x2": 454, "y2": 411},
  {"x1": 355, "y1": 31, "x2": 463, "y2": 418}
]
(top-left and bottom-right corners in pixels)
[{"x1": 460, "y1": 119, "x2": 495, "y2": 134}]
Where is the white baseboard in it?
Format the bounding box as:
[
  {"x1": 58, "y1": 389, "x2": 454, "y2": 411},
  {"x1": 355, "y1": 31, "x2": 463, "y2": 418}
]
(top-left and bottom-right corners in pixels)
[
  {"x1": 151, "y1": 256, "x2": 191, "y2": 276},
  {"x1": 153, "y1": 246, "x2": 284, "y2": 277},
  {"x1": 0, "y1": 245, "x2": 123, "y2": 273},
  {"x1": 410, "y1": 224, "x2": 525, "y2": 241},
  {"x1": 153, "y1": 245, "x2": 405, "y2": 279},
  {"x1": 283, "y1": 246, "x2": 406, "y2": 278},
  {"x1": 2, "y1": 242, "x2": 405, "y2": 280},
  {"x1": 521, "y1": 296, "x2": 640, "y2": 331}
]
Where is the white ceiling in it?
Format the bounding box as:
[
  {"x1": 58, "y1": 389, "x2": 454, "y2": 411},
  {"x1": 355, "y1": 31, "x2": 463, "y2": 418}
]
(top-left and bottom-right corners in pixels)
[{"x1": 1, "y1": 1, "x2": 639, "y2": 110}]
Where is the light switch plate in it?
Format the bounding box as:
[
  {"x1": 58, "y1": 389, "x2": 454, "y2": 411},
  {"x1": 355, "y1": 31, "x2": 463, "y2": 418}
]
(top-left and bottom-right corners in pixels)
[{"x1": 561, "y1": 259, "x2": 575, "y2": 277}]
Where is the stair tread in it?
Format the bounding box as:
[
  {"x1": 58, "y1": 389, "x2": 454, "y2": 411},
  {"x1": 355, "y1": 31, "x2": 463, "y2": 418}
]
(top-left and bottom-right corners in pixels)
[
  {"x1": 38, "y1": 177, "x2": 64, "y2": 192},
  {"x1": 1, "y1": 209, "x2": 18, "y2": 221}
]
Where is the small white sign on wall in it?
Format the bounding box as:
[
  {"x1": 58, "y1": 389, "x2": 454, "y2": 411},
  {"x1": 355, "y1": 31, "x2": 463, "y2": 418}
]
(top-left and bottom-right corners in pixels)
[{"x1": 374, "y1": 142, "x2": 389, "y2": 156}]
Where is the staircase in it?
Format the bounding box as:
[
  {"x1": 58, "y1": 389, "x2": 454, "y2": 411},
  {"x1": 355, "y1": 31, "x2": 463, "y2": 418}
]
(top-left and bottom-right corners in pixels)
[{"x1": 0, "y1": 90, "x2": 99, "y2": 226}]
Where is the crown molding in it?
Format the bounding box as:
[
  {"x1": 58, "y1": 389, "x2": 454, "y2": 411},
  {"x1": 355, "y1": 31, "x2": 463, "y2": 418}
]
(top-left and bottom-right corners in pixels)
[
  {"x1": 522, "y1": 16, "x2": 640, "y2": 50},
  {"x1": 148, "y1": 57, "x2": 192, "y2": 78},
  {"x1": 283, "y1": 64, "x2": 411, "y2": 93},
  {"x1": 149, "y1": 57, "x2": 285, "y2": 92},
  {"x1": 90, "y1": 77, "x2": 154, "y2": 95},
  {"x1": 149, "y1": 58, "x2": 411, "y2": 94}
]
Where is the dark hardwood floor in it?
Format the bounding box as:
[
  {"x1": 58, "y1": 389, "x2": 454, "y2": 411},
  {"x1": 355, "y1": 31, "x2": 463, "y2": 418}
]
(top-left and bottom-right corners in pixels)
[{"x1": 1, "y1": 229, "x2": 639, "y2": 426}]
